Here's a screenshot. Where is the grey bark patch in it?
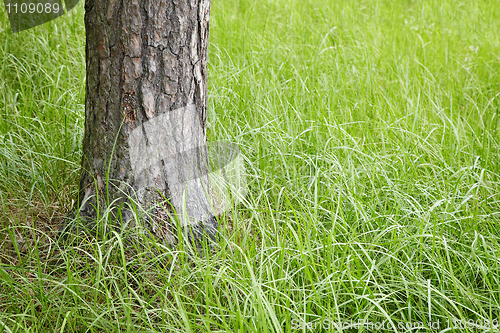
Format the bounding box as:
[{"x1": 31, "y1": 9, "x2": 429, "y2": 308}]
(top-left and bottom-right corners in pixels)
[{"x1": 129, "y1": 104, "x2": 212, "y2": 225}]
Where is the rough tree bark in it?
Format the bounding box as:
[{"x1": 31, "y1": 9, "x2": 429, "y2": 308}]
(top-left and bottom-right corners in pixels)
[{"x1": 67, "y1": 0, "x2": 217, "y2": 245}]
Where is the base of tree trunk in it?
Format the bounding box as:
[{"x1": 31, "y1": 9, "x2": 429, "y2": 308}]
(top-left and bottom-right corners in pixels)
[{"x1": 57, "y1": 204, "x2": 219, "y2": 252}]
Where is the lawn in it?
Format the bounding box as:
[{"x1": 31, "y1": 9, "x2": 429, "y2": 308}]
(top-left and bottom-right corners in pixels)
[{"x1": 1, "y1": 0, "x2": 499, "y2": 331}]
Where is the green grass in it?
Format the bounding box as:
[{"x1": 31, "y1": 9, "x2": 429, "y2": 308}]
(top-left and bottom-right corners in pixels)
[{"x1": 1, "y1": 0, "x2": 500, "y2": 331}]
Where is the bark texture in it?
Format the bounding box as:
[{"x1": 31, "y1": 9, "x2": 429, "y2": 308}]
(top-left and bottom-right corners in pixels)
[{"x1": 74, "y1": 0, "x2": 215, "y2": 244}]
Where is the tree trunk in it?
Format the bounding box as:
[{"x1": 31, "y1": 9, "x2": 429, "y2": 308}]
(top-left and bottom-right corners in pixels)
[{"x1": 72, "y1": 0, "x2": 216, "y2": 245}]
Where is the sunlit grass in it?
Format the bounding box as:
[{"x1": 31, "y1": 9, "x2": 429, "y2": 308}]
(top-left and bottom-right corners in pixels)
[{"x1": 1, "y1": 0, "x2": 499, "y2": 331}]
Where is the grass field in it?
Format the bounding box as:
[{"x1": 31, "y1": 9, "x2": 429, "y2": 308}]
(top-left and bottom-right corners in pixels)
[{"x1": 1, "y1": 0, "x2": 500, "y2": 331}]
